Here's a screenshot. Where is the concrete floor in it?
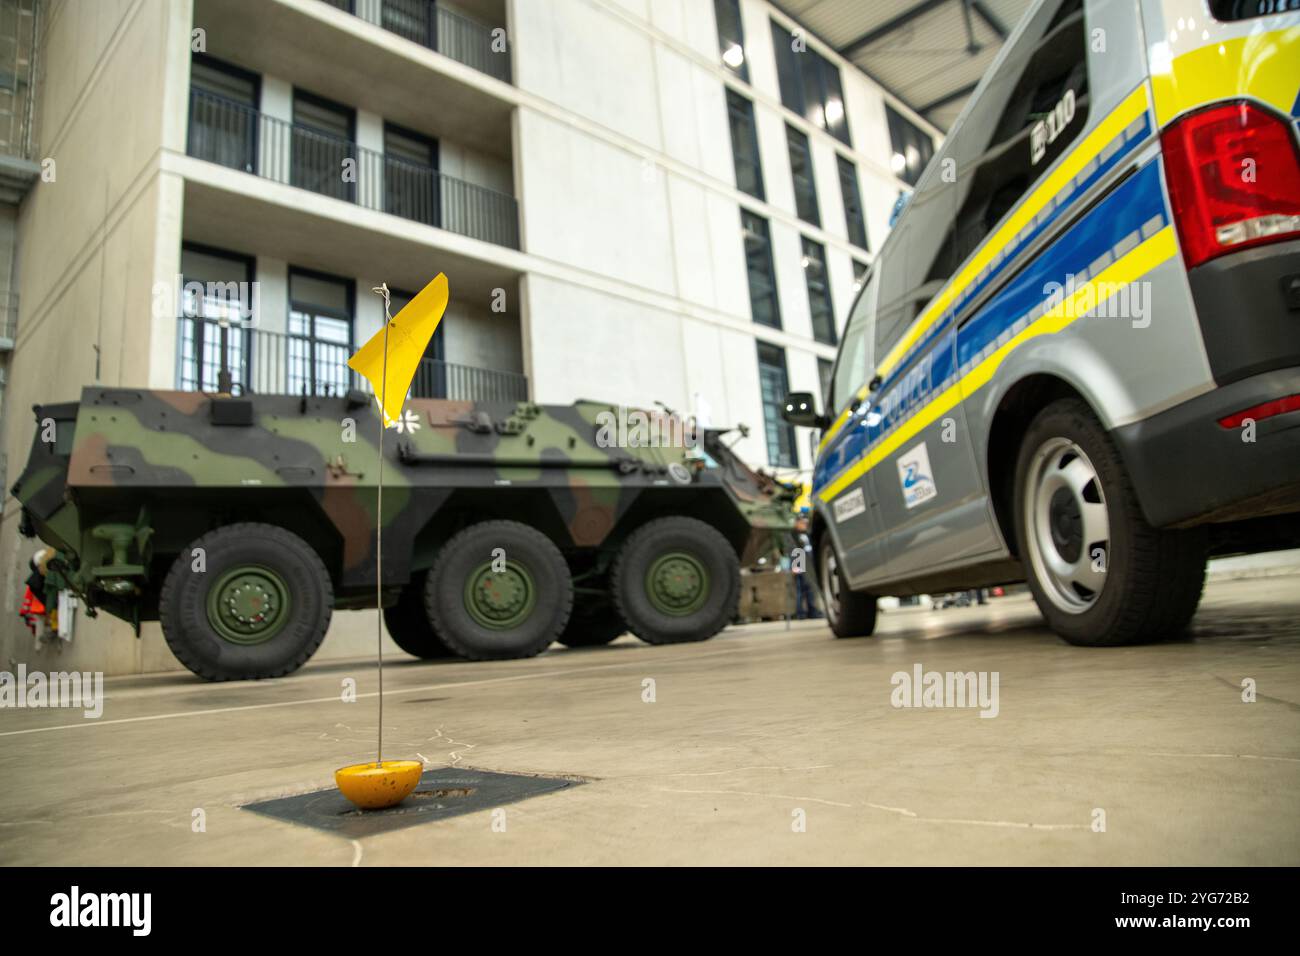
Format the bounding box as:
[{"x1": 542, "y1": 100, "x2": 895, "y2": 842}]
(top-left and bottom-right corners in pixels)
[{"x1": 1, "y1": 575, "x2": 1297, "y2": 866}]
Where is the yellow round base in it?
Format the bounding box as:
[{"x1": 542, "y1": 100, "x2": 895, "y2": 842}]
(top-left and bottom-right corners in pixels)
[{"x1": 335, "y1": 760, "x2": 423, "y2": 810}]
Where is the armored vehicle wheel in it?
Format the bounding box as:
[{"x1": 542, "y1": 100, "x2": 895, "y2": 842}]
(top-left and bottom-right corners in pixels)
[
  {"x1": 611, "y1": 517, "x2": 739, "y2": 645},
  {"x1": 425, "y1": 521, "x2": 573, "y2": 660},
  {"x1": 557, "y1": 605, "x2": 626, "y2": 647},
  {"x1": 1014, "y1": 398, "x2": 1206, "y2": 646},
  {"x1": 384, "y1": 573, "x2": 457, "y2": 660},
  {"x1": 159, "y1": 523, "x2": 332, "y2": 681},
  {"x1": 817, "y1": 537, "x2": 877, "y2": 638}
]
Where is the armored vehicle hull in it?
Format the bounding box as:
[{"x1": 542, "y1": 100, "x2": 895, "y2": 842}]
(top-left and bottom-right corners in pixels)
[{"x1": 13, "y1": 389, "x2": 795, "y2": 680}]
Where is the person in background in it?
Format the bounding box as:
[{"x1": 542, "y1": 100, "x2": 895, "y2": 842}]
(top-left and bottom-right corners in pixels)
[{"x1": 792, "y1": 515, "x2": 821, "y2": 620}]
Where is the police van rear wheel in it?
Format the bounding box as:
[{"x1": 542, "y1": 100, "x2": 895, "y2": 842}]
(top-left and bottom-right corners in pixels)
[
  {"x1": 159, "y1": 523, "x2": 333, "y2": 681},
  {"x1": 425, "y1": 521, "x2": 573, "y2": 660},
  {"x1": 1014, "y1": 399, "x2": 1206, "y2": 646},
  {"x1": 384, "y1": 572, "x2": 457, "y2": 660},
  {"x1": 611, "y1": 517, "x2": 738, "y2": 645},
  {"x1": 818, "y1": 538, "x2": 877, "y2": 638}
]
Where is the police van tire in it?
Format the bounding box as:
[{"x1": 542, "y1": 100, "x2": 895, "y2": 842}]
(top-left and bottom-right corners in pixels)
[
  {"x1": 612, "y1": 517, "x2": 739, "y2": 645},
  {"x1": 425, "y1": 521, "x2": 573, "y2": 660},
  {"x1": 557, "y1": 605, "x2": 626, "y2": 647},
  {"x1": 384, "y1": 573, "x2": 457, "y2": 660},
  {"x1": 159, "y1": 523, "x2": 333, "y2": 681},
  {"x1": 1014, "y1": 399, "x2": 1206, "y2": 646},
  {"x1": 818, "y1": 538, "x2": 877, "y2": 638}
]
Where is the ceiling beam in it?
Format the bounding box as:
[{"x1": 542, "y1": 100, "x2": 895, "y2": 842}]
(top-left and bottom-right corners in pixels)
[
  {"x1": 837, "y1": 0, "x2": 946, "y2": 58},
  {"x1": 971, "y1": 1, "x2": 1008, "y2": 39}
]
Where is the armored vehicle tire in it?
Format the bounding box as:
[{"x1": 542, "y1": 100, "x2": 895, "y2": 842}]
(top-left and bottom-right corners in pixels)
[
  {"x1": 1013, "y1": 398, "x2": 1207, "y2": 647},
  {"x1": 384, "y1": 573, "x2": 457, "y2": 660},
  {"x1": 159, "y1": 523, "x2": 332, "y2": 681},
  {"x1": 557, "y1": 605, "x2": 626, "y2": 647},
  {"x1": 611, "y1": 517, "x2": 739, "y2": 645},
  {"x1": 818, "y1": 537, "x2": 877, "y2": 638},
  {"x1": 424, "y1": 521, "x2": 573, "y2": 660}
]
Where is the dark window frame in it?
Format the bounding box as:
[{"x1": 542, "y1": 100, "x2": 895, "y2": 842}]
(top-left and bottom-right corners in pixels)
[
  {"x1": 886, "y1": 102, "x2": 935, "y2": 187},
  {"x1": 837, "y1": 154, "x2": 869, "y2": 251},
  {"x1": 725, "y1": 88, "x2": 765, "y2": 200},
  {"x1": 383, "y1": 120, "x2": 440, "y2": 225},
  {"x1": 178, "y1": 241, "x2": 257, "y2": 393},
  {"x1": 713, "y1": 0, "x2": 749, "y2": 82},
  {"x1": 188, "y1": 54, "x2": 262, "y2": 174},
  {"x1": 291, "y1": 87, "x2": 358, "y2": 203},
  {"x1": 287, "y1": 265, "x2": 356, "y2": 397},
  {"x1": 786, "y1": 124, "x2": 820, "y2": 227},
  {"x1": 770, "y1": 20, "x2": 852, "y2": 147},
  {"x1": 756, "y1": 341, "x2": 798, "y2": 469},
  {"x1": 741, "y1": 210, "x2": 781, "y2": 329},
  {"x1": 801, "y1": 236, "x2": 836, "y2": 346}
]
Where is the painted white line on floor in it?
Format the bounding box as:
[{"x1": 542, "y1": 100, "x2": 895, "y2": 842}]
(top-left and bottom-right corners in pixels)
[{"x1": 0, "y1": 643, "x2": 759, "y2": 738}]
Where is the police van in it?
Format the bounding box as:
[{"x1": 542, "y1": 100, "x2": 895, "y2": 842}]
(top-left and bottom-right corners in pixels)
[{"x1": 783, "y1": 0, "x2": 1300, "y2": 646}]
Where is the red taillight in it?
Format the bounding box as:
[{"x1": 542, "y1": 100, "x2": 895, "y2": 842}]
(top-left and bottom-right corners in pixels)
[
  {"x1": 1217, "y1": 394, "x2": 1300, "y2": 429},
  {"x1": 1161, "y1": 101, "x2": 1300, "y2": 269}
]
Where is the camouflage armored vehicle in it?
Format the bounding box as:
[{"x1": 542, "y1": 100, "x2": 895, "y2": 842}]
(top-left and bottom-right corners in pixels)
[{"x1": 12, "y1": 388, "x2": 796, "y2": 680}]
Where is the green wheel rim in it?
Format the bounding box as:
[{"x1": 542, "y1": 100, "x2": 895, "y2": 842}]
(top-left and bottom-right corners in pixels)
[
  {"x1": 206, "y1": 565, "x2": 292, "y2": 645},
  {"x1": 463, "y1": 559, "x2": 538, "y2": 630},
  {"x1": 645, "y1": 551, "x2": 710, "y2": 616}
]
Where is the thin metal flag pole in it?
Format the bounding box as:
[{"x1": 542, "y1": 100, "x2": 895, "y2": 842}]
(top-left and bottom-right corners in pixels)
[{"x1": 373, "y1": 283, "x2": 392, "y2": 767}]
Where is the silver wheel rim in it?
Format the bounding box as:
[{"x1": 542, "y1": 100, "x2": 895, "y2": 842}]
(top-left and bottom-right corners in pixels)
[
  {"x1": 820, "y1": 549, "x2": 842, "y2": 624},
  {"x1": 1023, "y1": 437, "x2": 1109, "y2": 614}
]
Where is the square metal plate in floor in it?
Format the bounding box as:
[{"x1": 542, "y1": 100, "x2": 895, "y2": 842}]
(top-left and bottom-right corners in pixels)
[{"x1": 241, "y1": 768, "x2": 579, "y2": 839}]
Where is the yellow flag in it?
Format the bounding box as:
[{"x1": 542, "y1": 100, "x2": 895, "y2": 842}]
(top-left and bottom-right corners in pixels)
[{"x1": 348, "y1": 274, "x2": 449, "y2": 426}]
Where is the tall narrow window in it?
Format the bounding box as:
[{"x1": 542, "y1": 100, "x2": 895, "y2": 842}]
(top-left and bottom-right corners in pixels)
[
  {"x1": 817, "y1": 357, "x2": 834, "y2": 411},
  {"x1": 741, "y1": 210, "x2": 780, "y2": 329},
  {"x1": 178, "y1": 243, "x2": 254, "y2": 392},
  {"x1": 837, "y1": 155, "x2": 869, "y2": 250},
  {"x1": 292, "y1": 90, "x2": 355, "y2": 202},
  {"x1": 384, "y1": 122, "x2": 439, "y2": 226},
  {"x1": 802, "y1": 237, "x2": 835, "y2": 345},
  {"x1": 757, "y1": 342, "x2": 797, "y2": 468},
  {"x1": 726, "y1": 89, "x2": 764, "y2": 200},
  {"x1": 886, "y1": 103, "x2": 935, "y2": 187},
  {"x1": 288, "y1": 268, "x2": 354, "y2": 396},
  {"x1": 786, "y1": 125, "x2": 819, "y2": 226},
  {"x1": 713, "y1": 0, "x2": 748, "y2": 82},
  {"x1": 770, "y1": 21, "x2": 851, "y2": 146},
  {"x1": 188, "y1": 55, "x2": 260, "y2": 174},
  {"x1": 852, "y1": 259, "x2": 871, "y2": 295}
]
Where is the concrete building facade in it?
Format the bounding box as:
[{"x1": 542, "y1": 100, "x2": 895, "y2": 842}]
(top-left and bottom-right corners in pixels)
[{"x1": 0, "y1": 0, "x2": 938, "y2": 674}]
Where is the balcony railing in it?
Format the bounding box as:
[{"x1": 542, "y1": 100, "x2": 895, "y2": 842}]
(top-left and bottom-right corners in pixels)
[
  {"x1": 187, "y1": 88, "x2": 520, "y2": 249},
  {"x1": 321, "y1": 0, "x2": 511, "y2": 83},
  {"x1": 176, "y1": 316, "x2": 529, "y2": 403}
]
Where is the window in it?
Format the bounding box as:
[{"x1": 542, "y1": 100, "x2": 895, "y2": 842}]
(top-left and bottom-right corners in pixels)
[
  {"x1": 726, "y1": 89, "x2": 765, "y2": 200},
  {"x1": 188, "y1": 55, "x2": 259, "y2": 173},
  {"x1": 713, "y1": 0, "x2": 748, "y2": 82},
  {"x1": 177, "y1": 243, "x2": 254, "y2": 392},
  {"x1": 886, "y1": 104, "x2": 934, "y2": 186},
  {"x1": 382, "y1": 0, "x2": 435, "y2": 46},
  {"x1": 786, "y1": 125, "x2": 819, "y2": 226},
  {"x1": 741, "y1": 210, "x2": 780, "y2": 328},
  {"x1": 384, "y1": 122, "x2": 439, "y2": 225},
  {"x1": 945, "y1": 0, "x2": 1090, "y2": 273},
  {"x1": 292, "y1": 90, "x2": 355, "y2": 202},
  {"x1": 837, "y1": 155, "x2": 869, "y2": 250},
  {"x1": 771, "y1": 21, "x2": 851, "y2": 146},
  {"x1": 757, "y1": 343, "x2": 797, "y2": 468},
  {"x1": 817, "y1": 357, "x2": 834, "y2": 411},
  {"x1": 831, "y1": 270, "x2": 876, "y2": 415},
  {"x1": 802, "y1": 237, "x2": 835, "y2": 345},
  {"x1": 288, "y1": 268, "x2": 354, "y2": 396}
]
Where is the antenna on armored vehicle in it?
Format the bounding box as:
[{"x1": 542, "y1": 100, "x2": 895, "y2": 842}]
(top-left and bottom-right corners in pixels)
[{"x1": 333, "y1": 274, "x2": 449, "y2": 811}]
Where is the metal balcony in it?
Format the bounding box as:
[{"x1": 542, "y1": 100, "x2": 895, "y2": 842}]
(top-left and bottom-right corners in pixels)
[
  {"x1": 320, "y1": 0, "x2": 511, "y2": 83},
  {"x1": 176, "y1": 315, "x2": 528, "y2": 403},
  {"x1": 187, "y1": 88, "x2": 520, "y2": 249}
]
